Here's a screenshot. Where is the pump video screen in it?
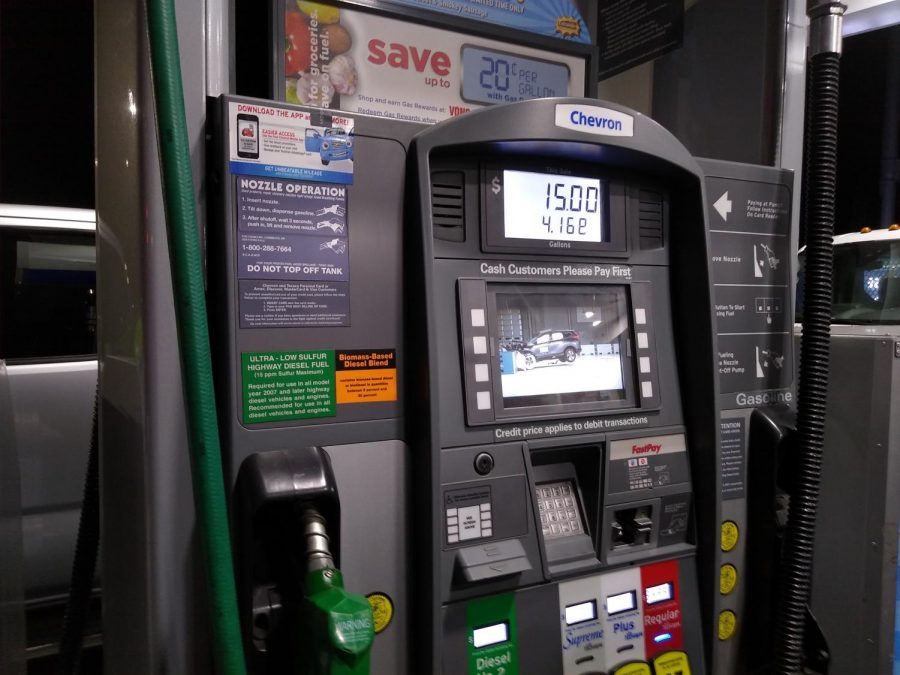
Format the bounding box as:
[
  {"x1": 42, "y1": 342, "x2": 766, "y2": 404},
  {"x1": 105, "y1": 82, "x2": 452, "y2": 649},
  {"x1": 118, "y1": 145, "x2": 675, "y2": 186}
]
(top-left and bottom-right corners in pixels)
[{"x1": 492, "y1": 286, "x2": 632, "y2": 409}]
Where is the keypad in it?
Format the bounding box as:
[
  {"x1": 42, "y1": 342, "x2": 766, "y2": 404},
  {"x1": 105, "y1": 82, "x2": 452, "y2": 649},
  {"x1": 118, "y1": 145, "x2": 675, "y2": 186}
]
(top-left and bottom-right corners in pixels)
[{"x1": 536, "y1": 481, "x2": 584, "y2": 540}]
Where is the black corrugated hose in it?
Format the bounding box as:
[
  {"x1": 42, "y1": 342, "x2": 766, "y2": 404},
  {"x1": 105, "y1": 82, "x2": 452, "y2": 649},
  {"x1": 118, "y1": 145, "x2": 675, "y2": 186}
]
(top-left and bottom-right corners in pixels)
[
  {"x1": 773, "y1": 49, "x2": 841, "y2": 674},
  {"x1": 56, "y1": 385, "x2": 100, "y2": 674}
]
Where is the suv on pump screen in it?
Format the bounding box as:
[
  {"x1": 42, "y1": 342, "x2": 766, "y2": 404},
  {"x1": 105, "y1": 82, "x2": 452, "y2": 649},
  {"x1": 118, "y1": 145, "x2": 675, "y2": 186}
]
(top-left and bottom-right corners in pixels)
[{"x1": 522, "y1": 329, "x2": 582, "y2": 368}]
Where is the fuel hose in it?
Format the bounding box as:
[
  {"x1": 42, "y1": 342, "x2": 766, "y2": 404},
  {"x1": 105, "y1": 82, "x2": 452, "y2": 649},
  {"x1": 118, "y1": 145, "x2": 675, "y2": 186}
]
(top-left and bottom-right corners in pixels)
[
  {"x1": 773, "y1": 3, "x2": 845, "y2": 672},
  {"x1": 146, "y1": 0, "x2": 246, "y2": 672}
]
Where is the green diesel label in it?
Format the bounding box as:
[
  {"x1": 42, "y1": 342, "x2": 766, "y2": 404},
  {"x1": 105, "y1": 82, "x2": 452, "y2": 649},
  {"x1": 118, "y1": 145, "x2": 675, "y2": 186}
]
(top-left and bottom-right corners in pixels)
[
  {"x1": 242, "y1": 350, "x2": 335, "y2": 423},
  {"x1": 467, "y1": 594, "x2": 518, "y2": 675}
]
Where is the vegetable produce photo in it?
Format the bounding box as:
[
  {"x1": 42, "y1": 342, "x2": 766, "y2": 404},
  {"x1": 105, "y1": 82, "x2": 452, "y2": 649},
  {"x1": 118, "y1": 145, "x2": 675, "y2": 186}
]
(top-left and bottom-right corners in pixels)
[{"x1": 285, "y1": 11, "x2": 311, "y2": 76}]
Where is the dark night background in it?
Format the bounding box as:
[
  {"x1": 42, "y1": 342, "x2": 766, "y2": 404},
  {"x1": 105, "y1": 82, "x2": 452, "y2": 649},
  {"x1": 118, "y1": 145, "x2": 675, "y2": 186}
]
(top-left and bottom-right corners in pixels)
[
  {"x1": 835, "y1": 25, "x2": 900, "y2": 231},
  {"x1": 0, "y1": 0, "x2": 94, "y2": 209},
  {"x1": 1, "y1": 0, "x2": 895, "y2": 234},
  {"x1": 0, "y1": 2, "x2": 896, "y2": 673}
]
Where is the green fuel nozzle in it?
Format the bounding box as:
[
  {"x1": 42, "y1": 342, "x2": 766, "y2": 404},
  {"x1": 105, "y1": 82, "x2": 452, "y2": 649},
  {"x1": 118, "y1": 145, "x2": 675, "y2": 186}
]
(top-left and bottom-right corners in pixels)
[{"x1": 298, "y1": 509, "x2": 374, "y2": 675}]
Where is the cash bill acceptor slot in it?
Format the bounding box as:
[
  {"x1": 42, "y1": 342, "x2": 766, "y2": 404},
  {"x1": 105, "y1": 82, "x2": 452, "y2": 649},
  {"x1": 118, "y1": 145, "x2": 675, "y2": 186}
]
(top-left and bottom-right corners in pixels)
[{"x1": 406, "y1": 99, "x2": 718, "y2": 674}]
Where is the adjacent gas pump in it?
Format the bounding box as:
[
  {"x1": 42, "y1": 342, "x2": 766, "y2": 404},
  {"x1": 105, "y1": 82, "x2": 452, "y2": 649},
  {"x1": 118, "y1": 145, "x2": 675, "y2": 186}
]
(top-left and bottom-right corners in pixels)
[
  {"x1": 695, "y1": 159, "x2": 796, "y2": 674},
  {"x1": 207, "y1": 97, "x2": 422, "y2": 673},
  {"x1": 406, "y1": 98, "x2": 718, "y2": 674}
]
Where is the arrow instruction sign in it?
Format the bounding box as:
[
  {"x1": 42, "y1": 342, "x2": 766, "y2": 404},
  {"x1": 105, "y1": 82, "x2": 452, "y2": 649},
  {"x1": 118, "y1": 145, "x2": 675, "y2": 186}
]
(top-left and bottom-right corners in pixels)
[{"x1": 714, "y1": 191, "x2": 732, "y2": 221}]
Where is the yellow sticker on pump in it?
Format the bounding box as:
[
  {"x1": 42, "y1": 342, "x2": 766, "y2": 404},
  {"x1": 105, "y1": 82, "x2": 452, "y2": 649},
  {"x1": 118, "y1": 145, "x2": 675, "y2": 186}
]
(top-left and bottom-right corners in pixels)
[
  {"x1": 720, "y1": 521, "x2": 739, "y2": 552},
  {"x1": 720, "y1": 564, "x2": 738, "y2": 595},
  {"x1": 718, "y1": 610, "x2": 737, "y2": 640},
  {"x1": 653, "y1": 650, "x2": 692, "y2": 675},
  {"x1": 611, "y1": 662, "x2": 652, "y2": 675},
  {"x1": 366, "y1": 592, "x2": 394, "y2": 634}
]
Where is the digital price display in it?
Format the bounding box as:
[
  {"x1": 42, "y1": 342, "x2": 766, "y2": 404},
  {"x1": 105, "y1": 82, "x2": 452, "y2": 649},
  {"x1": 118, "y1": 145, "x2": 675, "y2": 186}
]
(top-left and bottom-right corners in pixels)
[
  {"x1": 472, "y1": 622, "x2": 509, "y2": 648},
  {"x1": 606, "y1": 590, "x2": 637, "y2": 615},
  {"x1": 461, "y1": 45, "x2": 570, "y2": 105},
  {"x1": 503, "y1": 170, "x2": 604, "y2": 243},
  {"x1": 644, "y1": 582, "x2": 674, "y2": 605},
  {"x1": 565, "y1": 600, "x2": 597, "y2": 626}
]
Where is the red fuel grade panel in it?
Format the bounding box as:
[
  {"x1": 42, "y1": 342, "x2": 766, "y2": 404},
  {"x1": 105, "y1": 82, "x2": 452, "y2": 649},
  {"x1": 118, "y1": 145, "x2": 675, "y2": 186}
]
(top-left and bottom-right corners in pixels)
[{"x1": 640, "y1": 560, "x2": 684, "y2": 658}]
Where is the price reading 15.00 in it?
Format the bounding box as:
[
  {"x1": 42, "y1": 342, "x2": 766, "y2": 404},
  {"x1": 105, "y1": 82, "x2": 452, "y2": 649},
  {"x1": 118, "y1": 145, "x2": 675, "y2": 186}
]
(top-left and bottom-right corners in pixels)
[
  {"x1": 543, "y1": 182, "x2": 599, "y2": 235},
  {"x1": 503, "y1": 169, "x2": 604, "y2": 243}
]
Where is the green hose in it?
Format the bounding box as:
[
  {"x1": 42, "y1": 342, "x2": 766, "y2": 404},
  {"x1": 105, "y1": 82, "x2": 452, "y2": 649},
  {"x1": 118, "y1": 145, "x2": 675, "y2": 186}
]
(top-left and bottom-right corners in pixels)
[{"x1": 146, "y1": 1, "x2": 247, "y2": 672}]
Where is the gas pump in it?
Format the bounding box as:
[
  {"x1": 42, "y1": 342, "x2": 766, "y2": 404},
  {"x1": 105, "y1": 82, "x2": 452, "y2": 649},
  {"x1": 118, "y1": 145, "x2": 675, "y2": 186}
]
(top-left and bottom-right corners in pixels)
[
  {"x1": 208, "y1": 91, "x2": 796, "y2": 674},
  {"x1": 405, "y1": 98, "x2": 716, "y2": 674},
  {"x1": 191, "y1": 88, "x2": 797, "y2": 674},
  {"x1": 89, "y1": 0, "x2": 842, "y2": 672},
  {"x1": 215, "y1": 92, "x2": 724, "y2": 674}
]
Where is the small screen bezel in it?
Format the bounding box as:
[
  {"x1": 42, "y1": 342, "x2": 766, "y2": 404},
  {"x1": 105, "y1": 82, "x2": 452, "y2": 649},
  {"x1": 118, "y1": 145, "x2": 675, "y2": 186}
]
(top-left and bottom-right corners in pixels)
[
  {"x1": 606, "y1": 590, "x2": 637, "y2": 616},
  {"x1": 486, "y1": 282, "x2": 637, "y2": 420},
  {"x1": 565, "y1": 600, "x2": 598, "y2": 626},
  {"x1": 644, "y1": 582, "x2": 674, "y2": 605},
  {"x1": 482, "y1": 162, "x2": 628, "y2": 256},
  {"x1": 472, "y1": 622, "x2": 509, "y2": 649}
]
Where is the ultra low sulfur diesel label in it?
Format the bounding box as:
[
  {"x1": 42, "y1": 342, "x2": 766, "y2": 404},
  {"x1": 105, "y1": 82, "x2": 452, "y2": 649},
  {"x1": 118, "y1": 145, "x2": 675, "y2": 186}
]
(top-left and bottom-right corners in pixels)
[{"x1": 242, "y1": 350, "x2": 335, "y2": 423}]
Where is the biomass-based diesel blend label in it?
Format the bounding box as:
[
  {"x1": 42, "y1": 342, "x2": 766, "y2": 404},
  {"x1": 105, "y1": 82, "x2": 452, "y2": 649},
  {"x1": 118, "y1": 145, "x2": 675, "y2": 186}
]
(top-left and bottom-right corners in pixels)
[{"x1": 335, "y1": 349, "x2": 397, "y2": 404}]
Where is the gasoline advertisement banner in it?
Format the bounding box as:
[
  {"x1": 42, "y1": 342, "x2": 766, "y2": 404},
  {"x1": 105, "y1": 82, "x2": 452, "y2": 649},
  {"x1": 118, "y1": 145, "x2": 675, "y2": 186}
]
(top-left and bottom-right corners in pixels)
[
  {"x1": 282, "y1": 3, "x2": 586, "y2": 123},
  {"x1": 376, "y1": 0, "x2": 591, "y2": 43}
]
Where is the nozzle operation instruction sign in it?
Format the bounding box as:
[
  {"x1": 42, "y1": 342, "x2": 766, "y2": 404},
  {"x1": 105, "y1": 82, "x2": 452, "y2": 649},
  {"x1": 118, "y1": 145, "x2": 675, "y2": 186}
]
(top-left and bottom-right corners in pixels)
[{"x1": 236, "y1": 176, "x2": 350, "y2": 328}]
